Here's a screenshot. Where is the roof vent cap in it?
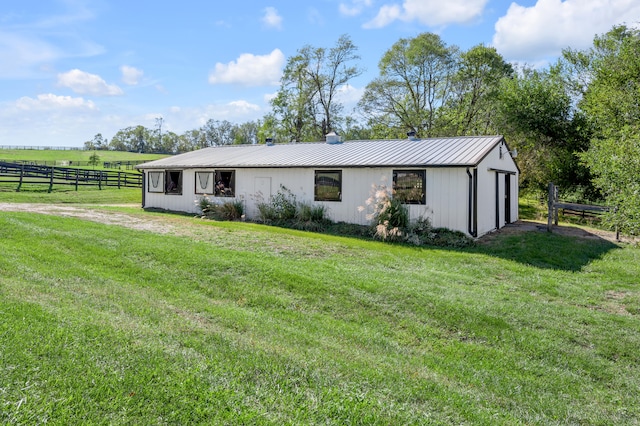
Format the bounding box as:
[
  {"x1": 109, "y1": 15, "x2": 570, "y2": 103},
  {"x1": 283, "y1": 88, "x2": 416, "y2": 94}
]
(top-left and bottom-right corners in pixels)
[
  {"x1": 325, "y1": 131, "x2": 342, "y2": 144},
  {"x1": 407, "y1": 131, "x2": 419, "y2": 141},
  {"x1": 265, "y1": 138, "x2": 274, "y2": 146}
]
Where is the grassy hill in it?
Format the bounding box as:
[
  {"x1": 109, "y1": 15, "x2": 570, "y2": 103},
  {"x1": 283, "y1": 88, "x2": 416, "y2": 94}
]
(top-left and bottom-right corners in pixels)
[
  {"x1": 1, "y1": 208, "x2": 638, "y2": 424},
  {"x1": 0, "y1": 148, "x2": 167, "y2": 164}
]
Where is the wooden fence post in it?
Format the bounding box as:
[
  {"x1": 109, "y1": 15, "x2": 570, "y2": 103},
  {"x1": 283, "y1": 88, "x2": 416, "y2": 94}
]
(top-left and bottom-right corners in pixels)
[
  {"x1": 547, "y1": 182, "x2": 555, "y2": 232},
  {"x1": 48, "y1": 166, "x2": 54, "y2": 193},
  {"x1": 553, "y1": 185, "x2": 559, "y2": 226},
  {"x1": 17, "y1": 164, "x2": 24, "y2": 192}
]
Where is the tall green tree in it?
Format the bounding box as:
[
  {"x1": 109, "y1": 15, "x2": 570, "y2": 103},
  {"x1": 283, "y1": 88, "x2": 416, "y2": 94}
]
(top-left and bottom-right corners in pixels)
[
  {"x1": 200, "y1": 119, "x2": 235, "y2": 146},
  {"x1": 232, "y1": 120, "x2": 261, "y2": 145},
  {"x1": 309, "y1": 34, "x2": 362, "y2": 136},
  {"x1": 154, "y1": 131, "x2": 180, "y2": 154},
  {"x1": 179, "y1": 129, "x2": 205, "y2": 151},
  {"x1": 358, "y1": 33, "x2": 458, "y2": 138},
  {"x1": 495, "y1": 66, "x2": 591, "y2": 195},
  {"x1": 444, "y1": 44, "x2": 513, "y2": 135},
  {"x1": 271, "y1": 34, "x2": 362, "y2": 142},
  {"x1": 83, "y1": 133, "x2": 108, "y2": 150},
  {"x1": 109, "y1": 126, "x2": 151, "y2": 152},
  {"x1": 564, "y1": 25, "x2": 640, "y2": 233},
  {"x1": 271, "y1": 55, "x2": 318, "y2": 142}
]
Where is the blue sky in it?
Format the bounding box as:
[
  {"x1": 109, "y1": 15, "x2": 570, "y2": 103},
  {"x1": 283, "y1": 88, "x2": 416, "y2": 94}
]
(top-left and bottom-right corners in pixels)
[{"x1": 1, "y1": 0, "x2": 638, "y2": 147}]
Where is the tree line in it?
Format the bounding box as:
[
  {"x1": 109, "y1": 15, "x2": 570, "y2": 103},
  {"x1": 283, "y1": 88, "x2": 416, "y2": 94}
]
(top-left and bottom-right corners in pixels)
[{"x1": 85, "y1": 26, "x2": 640, "y2": 234}]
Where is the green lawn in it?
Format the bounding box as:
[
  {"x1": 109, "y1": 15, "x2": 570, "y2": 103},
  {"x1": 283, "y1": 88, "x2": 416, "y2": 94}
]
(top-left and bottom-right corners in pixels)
[
  {"x1": 1, "y1": 208, "x2": 638, "y2": 424},
  {"x1": 0, "y1": 184, "x2": 142, "y2": 204}
]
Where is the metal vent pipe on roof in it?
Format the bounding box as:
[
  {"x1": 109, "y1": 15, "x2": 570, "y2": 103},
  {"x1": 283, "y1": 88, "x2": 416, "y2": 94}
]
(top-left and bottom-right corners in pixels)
[{"x1": 325, "y1": 131, "x2": 342, "y2": 144}]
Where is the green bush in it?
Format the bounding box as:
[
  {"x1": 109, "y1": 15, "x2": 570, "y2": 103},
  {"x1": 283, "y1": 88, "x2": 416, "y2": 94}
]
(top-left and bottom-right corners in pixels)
[
  {"x1": 256, "y1": 187, "x2": 330, "y2": 231},
  {"x1": 363, "y1": 184, "x2": 473, "y2": 247},
  {"x1": 257, "y1": 185, "x2": 297, "y2": 222},
  {"x1": 196, "y1": 183, "x2": 472, "y2": 248},
  {"x1": 365, "y1": 184, "x2": 409, "y2": 242},
  {"x1": 197, "y1": 196, "x2": 244, "y2": 221},
  {"x1": 297, "y1": 202, "x2": 328, "y2": 222}
]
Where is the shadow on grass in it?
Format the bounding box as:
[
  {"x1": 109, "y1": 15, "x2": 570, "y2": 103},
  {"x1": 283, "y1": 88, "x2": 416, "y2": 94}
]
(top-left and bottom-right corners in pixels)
[
  {"x1": 469, "y1": 222, "x2": 620, "y2": 272},
  {"x1": 135, "y1": 207, "x2": 621, "y2": 273}
]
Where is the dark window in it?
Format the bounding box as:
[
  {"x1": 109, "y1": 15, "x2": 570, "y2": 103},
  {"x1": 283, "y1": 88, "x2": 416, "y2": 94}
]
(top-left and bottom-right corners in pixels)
[
  {"x1": 214, "y1": 170, "x2": 235, "y2": 197},
  {"x1": 165, "y1": 170, "x2": 182, "y2": 195},
  {"x1": 393, "y1": 170, "x2": 425, "y2": 204},
  {"x1": 315, "y1": 170, "x2": 342, "y2": 202}
]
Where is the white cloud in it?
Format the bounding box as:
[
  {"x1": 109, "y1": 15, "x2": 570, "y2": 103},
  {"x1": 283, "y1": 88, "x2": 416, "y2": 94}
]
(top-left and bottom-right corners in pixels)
[
  {"x1": 262, "y1": 7, "x2": 283, "y2": 30},
  {"x1": 57, "y1": 69, "x2": 123, "y2": 96},
  {"x1": 339, "y1": 0, "x2": 373, "y2": 17},
  {"x1": 208, "y1": 49, "x2": 285, "y2": 86},
  {"x1": 200, "y1": 100, "x2": 262, "y2": 123},
  {"x1": 228, "y1": 100, "x2": 261, "y2": 115},
  {"x1": 263, "y1": 91, "x2": 278, "y2": 103},
  {"x1": 0, "y1": 31, "x2": 61, "y2": 78},
  {"x1": 120, "y1": 65, "x2": 144, "y2": 85},
  {"x1": 0, "y1": 94, "x2": 101, "y2": 146},
  {"x1": 364, "y1": 0, "x2": 487, "y2": 29},
  {"x1": 163, "y1": 101, "x2": 263, "y2": 130},
  {"x1": 307, "y1": 8, "x2": 325, "y2": 26},
  {"x1": 0, "y1": 94, "x2": 266, "y2": 147},
  {"x1": 15, "y1": 93, "x2": 97, "y2": 111},
  {"x1": 335, "y1": 84, "x2": 365, "y2": 105},
  {"x1": 493, "y1": 0, "x2": 640, "y2": 62},
  {"x1": 363, "y1": 5, "x2": 402, "y2": 28},
  {"x1": 0, "y1": 2, "x2": 104, "y2": 79}
]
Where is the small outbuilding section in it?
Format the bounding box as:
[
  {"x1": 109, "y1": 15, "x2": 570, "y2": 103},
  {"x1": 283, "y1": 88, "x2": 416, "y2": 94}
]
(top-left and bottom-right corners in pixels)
[{"x1": 136, "y1": 135, "x2": 519, "y2": 238}]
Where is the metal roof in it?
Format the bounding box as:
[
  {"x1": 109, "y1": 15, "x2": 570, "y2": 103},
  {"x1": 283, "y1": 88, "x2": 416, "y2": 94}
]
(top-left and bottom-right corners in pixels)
[{"x1": 137, "y1": 135, "x2": 506, "y2": 170}]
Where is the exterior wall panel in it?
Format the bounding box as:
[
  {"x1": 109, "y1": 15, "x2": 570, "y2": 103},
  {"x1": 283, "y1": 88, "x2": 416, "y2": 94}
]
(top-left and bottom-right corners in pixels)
[{"x1": 474, "y1": 141, "x2": 519, "y2": 236}]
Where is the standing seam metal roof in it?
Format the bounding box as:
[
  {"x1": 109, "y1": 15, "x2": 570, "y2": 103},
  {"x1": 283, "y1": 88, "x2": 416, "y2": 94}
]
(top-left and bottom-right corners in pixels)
[{"x1": 137, "y1": 135, "x2": 506, "y2": 169}]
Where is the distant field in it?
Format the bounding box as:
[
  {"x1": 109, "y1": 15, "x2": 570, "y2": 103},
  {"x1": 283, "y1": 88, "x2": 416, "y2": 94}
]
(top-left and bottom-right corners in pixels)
[{"x1": 0, "y1": 148, "x2": 167, "y2": 164}]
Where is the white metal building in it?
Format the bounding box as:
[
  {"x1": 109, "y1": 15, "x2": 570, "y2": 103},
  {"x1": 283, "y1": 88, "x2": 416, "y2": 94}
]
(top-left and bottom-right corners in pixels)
[{"x1": 136, "y1": 134, "x2": 519, "y2": 238}]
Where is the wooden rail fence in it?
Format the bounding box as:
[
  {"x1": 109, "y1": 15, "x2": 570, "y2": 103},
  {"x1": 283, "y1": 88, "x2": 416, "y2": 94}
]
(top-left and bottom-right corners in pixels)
[
  {"x1": 547, "y1": 182, "x2": 619, "y2": 240},
  {"x1": 0, "y1": 161, "x2": 142, "y2": 192},
  {"x1": 1, "y1": 159, "x2": 147, "y2": 170}
]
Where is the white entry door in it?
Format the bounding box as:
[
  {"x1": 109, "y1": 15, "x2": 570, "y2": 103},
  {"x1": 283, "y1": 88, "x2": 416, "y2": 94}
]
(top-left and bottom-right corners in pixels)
[{"x1": 253, "y1": 177, "x2": 272, "y2": 218}]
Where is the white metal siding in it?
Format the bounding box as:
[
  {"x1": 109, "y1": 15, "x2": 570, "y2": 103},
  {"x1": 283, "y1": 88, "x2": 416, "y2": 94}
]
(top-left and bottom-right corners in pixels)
[
  {"x1": 474, "y1": 141, "x2": 519, "y2": 236},
  {"x1": 421, "y1": 168, "x2": 468, "y2": 232}
]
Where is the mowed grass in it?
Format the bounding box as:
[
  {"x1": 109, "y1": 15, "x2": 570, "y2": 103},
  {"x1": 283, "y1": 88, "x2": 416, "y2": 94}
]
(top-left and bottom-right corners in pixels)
[
  {"x1": 1, "y1": 208, "x2": 639, "y2": 424},
  {"x1": 0, "y1": 183, "x2": 142, "y2": 204}
]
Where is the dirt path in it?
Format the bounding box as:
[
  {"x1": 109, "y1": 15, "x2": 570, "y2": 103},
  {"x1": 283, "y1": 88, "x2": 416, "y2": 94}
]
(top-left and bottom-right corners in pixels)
[
  {"x1": 478, "y1": 219, "x2": 633, "y2": 245},
  {"x1": 0, "y1": 203, "x2": 175, "y2": 234}
]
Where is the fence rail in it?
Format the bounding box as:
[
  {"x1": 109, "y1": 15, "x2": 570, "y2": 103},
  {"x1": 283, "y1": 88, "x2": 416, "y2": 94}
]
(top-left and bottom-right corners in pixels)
[
  {"x1": 0, "y1": 161, "x2": 142, "y2": 192},
  {"x1": 0, "y1": 159, "x2": 147, "y2": 170},
  {"x1": 546, "y1": 182, "x2": 618, "y2": 240},
  {"x1": 0, "y1": 145, "x2": 83, "y2": 151}
]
